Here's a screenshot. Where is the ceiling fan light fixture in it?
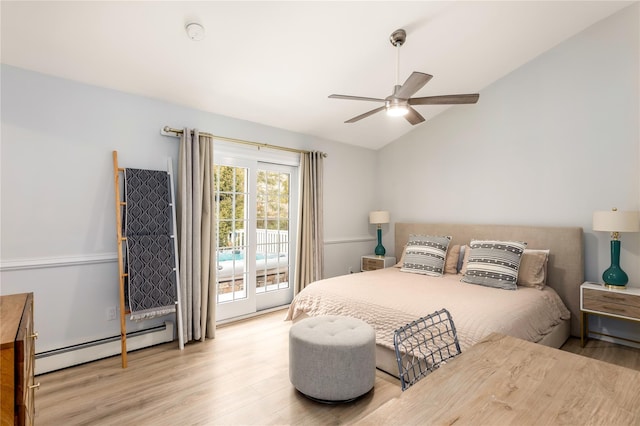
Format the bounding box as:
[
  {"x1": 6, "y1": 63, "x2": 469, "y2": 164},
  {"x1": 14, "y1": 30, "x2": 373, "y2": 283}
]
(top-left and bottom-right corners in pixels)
[
  {"x1": 329, "y1": 28, "x2": 479, "y2": 125},
  {"x1": 386, "y1": 104, "x2": 409, "y2": 117}
]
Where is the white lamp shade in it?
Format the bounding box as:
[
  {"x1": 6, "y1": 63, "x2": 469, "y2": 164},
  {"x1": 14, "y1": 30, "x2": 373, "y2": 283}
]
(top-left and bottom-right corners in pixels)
[
  {"x1": 369, "y1": 210, "x2": 390, "y2": 225},
  {"x1": 593, "y1": 210, "x2": 640, "y2": 233}
]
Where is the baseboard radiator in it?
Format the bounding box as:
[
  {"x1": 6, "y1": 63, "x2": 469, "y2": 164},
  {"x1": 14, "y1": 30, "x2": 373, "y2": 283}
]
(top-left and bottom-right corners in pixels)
[{"x1": 35, "y1": 321, "x2": 174, "y2": 375}]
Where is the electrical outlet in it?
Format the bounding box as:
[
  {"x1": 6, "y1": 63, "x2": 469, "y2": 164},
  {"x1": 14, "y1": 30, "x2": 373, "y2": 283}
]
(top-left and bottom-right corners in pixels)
[{"x1": 107, "y1": 306, "x2": 117, "y2": 321}]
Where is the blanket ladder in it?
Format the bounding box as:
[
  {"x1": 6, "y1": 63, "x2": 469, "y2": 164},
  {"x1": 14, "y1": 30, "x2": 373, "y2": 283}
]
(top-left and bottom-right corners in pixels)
[
  {"x1": 112, "y1": 150, "x2": 184, "y2": 368},
  {"x1": 112, "y1": 151, "x2": 128, "y2": 368}
]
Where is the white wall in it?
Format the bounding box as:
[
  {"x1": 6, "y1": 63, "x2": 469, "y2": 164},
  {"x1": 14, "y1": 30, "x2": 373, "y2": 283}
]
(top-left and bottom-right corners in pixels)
[
  {"x1": 0, "y1": 65, "x2": 377, "y2": 353},
  {"x1": 378, "y1": 4, "x2": 640, "y2": 342},
  {"x1": 323, "y1": 141, "x2": 379, "y2": 276}
]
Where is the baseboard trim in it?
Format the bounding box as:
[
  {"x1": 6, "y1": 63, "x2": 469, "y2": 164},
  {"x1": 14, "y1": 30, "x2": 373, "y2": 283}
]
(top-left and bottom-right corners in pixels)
[
  {"x1": 35, "y1": 321, "x2": 174, "y2": 375},
  {"x1": 588, "y1": 331, "x2": 640, "y2": 349}
]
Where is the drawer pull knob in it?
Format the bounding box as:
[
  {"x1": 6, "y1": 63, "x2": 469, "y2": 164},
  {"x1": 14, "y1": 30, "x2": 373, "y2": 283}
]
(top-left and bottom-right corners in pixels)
[
  {"x1": 29, "y1": 382, "x2": 41, "y2": 390},
  {"x1": 31, "y1": 332, "x2": 38, "y2": 339}
]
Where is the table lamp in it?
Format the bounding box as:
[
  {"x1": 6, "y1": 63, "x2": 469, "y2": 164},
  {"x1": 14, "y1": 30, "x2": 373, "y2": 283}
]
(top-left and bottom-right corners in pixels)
[
  {"x1": 369, "y1": 210, "x2": 390, "y2": 256},
  {"x1": 593, "y1": 208, "x2": 640, "y2": 288}
]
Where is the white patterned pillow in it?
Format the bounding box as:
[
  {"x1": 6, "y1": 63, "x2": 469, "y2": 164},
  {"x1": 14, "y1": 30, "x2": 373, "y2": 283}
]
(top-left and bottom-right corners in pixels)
[
  {"x1": 461, "y1": 240, "x2": 527, "y2": 290},
  {"x1": 400, "y1": 235, "x2": 452, "y2": 277}
]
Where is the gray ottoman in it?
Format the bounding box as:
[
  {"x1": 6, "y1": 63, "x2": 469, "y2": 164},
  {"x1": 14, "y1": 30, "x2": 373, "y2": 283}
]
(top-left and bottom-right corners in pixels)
[{"x1": 289, "y1": 315, "x2": 376, "y2": 403}]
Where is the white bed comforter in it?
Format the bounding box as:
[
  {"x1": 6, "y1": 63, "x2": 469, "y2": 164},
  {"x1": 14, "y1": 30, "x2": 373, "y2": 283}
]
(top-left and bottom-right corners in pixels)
[{"x1": 285, "y1": 268, "x2": 570, "y2": 351}]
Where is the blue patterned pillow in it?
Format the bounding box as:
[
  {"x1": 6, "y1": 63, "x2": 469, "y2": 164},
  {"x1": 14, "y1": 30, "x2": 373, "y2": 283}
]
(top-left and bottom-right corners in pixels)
[
  {"x1": 461, "y1": 240, "x2": 527, "y2": 290},
  {"x1": 401, "y1": 235, "x2": 452, "y2": 277}
]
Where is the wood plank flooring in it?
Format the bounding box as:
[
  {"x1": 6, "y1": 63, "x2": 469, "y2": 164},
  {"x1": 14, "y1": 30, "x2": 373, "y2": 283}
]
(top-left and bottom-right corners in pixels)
[{"x1": 34, "y1": 309, "x2": 640, "y2": 425}]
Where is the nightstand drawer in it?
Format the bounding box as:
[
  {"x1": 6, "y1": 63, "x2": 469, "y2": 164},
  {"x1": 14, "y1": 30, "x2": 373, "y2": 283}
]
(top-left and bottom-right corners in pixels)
[
  {"x1": 362, "y1": 257, "x2": 384, "y2": 271},
  {"x1": 583, "y1": 288, "x2": 640, "y2": 320},
  {"x1": 361, "y1": 255, "x2": 396, "y2": 272}
]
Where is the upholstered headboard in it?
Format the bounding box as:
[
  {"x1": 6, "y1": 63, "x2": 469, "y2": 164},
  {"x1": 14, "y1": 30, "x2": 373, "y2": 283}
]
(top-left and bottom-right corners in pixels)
[{"x1": 395, "y1": 223, "x2": 584, "y2": 337}]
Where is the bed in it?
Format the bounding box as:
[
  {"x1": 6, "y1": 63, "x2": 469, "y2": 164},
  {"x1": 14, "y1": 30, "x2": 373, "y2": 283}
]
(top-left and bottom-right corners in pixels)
[{"x1": 286, "y1": 222, "x2": 584, "y2": 376}]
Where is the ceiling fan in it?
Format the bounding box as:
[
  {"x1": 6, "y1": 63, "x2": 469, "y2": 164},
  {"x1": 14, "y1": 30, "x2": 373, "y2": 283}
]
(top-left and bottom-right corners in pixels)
[{"x1": 329, "y1": 29, "x2": 479, "y2": 125}]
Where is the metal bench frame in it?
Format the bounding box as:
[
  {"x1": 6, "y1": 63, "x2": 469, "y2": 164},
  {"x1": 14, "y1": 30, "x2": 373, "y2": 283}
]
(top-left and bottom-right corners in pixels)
[{"x1": 393, "y1": 308, "x2": 461, "y2": 391}]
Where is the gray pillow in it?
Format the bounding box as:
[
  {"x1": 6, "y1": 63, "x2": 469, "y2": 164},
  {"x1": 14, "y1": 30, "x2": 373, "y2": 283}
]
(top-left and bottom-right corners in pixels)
[
  {"x1": 461, "y1": 240, "x2": 527, "y2": 290},
  {"x1": 400, "y1": 234, "x2": 452, "y2": 277}
]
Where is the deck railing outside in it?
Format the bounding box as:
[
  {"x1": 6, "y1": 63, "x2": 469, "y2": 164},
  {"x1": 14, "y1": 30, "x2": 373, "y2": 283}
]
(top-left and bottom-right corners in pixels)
[{"x1": 231, "y1": 229, "x2": 288, "y2": 254}]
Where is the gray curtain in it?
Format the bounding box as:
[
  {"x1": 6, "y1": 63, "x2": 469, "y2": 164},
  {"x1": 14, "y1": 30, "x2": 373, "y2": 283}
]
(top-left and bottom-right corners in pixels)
[
  {"x1": 177, "y1": 129, "x2": 216, "y2": 342},
  {"x1": 295, "y1": 151, "x2": 324, "y2": 293}
]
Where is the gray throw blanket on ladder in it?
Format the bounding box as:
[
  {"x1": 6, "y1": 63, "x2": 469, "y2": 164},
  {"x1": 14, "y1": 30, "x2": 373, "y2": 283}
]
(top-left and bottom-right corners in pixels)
[{"x1": 124, "y1": 168, "x2": 177, "y2": 320}]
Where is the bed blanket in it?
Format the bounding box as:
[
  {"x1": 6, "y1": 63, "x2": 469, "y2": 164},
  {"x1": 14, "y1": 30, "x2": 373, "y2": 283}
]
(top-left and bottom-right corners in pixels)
[{"x1": 286, "y1": 268, "x2": 570, "y2": 351}]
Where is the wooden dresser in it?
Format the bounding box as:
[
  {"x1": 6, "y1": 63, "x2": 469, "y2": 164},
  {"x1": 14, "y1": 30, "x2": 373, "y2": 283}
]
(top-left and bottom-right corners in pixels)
[
  {"x1": 359, "y1": 333, "x2": 640, "y2": 425},
  {"x1": 1, "y1": 293, "x2": 37, "y2": 426}
]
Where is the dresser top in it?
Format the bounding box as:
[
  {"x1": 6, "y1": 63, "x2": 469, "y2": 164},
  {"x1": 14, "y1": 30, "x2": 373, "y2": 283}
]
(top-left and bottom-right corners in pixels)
[
  {"x1": 359, "y1": 333, "x2": 640, "y2": 425},
  {"x1": 1, "y1": 293, "x2": 30, "y2": 346}
]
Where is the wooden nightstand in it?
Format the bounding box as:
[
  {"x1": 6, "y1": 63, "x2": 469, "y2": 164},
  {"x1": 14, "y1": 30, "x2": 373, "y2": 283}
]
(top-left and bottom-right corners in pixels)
[
  {"x1": 361, "y1": 255, "x2": 396, "y2": 272},
  {"x1": 580, "y1": 282, "x2": 640, "y2": 347}
]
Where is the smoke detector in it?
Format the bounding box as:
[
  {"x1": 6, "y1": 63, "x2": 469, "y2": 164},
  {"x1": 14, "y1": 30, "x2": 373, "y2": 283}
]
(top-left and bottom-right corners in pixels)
[{"x1": 185, "y1": 23, "x2": 205, "y2": 41}]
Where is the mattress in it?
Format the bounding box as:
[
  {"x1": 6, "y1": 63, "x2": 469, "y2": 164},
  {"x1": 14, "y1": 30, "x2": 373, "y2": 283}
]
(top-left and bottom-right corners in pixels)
[{"x1": 285, "y1": 267, "x2": 570, "y2": 352}]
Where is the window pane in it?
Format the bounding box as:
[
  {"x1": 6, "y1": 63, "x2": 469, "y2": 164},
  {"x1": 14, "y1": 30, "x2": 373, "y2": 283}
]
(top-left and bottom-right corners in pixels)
[
  {"x1": 234, "y1": 194, "x2": 244, "y2": 219},
  {"x1": 257, "y1": 170, "x2": 267, "y2": 192},
  {"x1": 217, "y1": 166, "x2": 233, "y2": 192},
  {"x1": 234, "y1": 168, "x2": 246, "y2": 192},
  {"x1": 255, "y1": 169, "x2": 291, "y2": 294},
  {"x1": 215, "y1": 165, "x2": 249, "y2": 304}
]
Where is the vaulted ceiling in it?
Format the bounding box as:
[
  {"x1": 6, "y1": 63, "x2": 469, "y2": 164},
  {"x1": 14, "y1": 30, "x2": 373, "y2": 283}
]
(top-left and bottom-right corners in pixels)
[{"x1": 1, "y1": 1, "x2": 633, "y2": 149}]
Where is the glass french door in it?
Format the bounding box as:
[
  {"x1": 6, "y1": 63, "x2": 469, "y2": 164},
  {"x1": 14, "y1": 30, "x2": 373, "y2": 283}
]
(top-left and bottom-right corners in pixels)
[{"x1": 214, "y1": 158, "x2": 297, "y2": 321}]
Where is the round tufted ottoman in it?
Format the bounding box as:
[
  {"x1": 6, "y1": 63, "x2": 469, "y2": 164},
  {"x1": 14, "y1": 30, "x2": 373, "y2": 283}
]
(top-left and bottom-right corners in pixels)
[{"x1": 289, "y1": 315, "x2": 376, "y2": 403}]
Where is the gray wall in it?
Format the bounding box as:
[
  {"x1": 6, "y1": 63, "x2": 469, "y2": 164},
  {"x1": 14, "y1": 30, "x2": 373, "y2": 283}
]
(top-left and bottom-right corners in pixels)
[
  {"x1": 0, "y1": 65, "x2": 377, "y2": 353},
  {"x1": 379, "y1": 4, "x2": 640, "y2": 342}
]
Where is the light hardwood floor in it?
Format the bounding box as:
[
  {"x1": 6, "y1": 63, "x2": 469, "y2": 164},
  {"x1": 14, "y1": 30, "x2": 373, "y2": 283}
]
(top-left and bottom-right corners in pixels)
[{"x1": 35, "y1": 309, "x2": 640, "y2": 425}]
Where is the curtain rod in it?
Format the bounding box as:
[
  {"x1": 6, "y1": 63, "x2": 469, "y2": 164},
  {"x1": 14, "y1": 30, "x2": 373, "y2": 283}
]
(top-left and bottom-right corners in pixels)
[{"x1": 161, "y1": 126, "x2": 327, "y2": 157}]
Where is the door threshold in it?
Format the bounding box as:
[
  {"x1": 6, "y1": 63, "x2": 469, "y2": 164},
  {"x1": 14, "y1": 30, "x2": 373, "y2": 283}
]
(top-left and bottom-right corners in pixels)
[{"x1": 217, "y1": 304, "x2": 290, "y2": 327}]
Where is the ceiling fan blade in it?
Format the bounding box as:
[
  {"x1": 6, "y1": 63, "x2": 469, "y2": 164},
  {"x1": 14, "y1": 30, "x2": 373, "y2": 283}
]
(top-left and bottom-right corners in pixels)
[
  {"x1": 345, "y1": 106, "x2": 386, "y2": 123},
  {"x1": 409, "y1": 94, "x2": 480, "y2": 105},
  {"x1": 395, "y1": 72, "x2": 433, "y2": 99},
  {"x1": 329, "y1": 94, "x2": 386, "y2": 103},
  {"x1": 404, "y1": 107, "x2": 425, "y2": 125}
]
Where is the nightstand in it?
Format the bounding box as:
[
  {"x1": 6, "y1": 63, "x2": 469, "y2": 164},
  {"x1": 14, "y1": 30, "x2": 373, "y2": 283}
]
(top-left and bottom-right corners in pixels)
[
  {"x1": 580, "y1": 282, "x2": 640, "y2": 347},
  {"x1": 361, "y1": 255, "x2": 396, "y2": 272}
]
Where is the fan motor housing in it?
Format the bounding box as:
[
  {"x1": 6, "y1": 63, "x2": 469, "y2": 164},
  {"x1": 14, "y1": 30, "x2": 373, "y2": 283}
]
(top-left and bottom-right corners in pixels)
[{"x1": 390, "y1": 29, "x2": 406, "y2": 47}]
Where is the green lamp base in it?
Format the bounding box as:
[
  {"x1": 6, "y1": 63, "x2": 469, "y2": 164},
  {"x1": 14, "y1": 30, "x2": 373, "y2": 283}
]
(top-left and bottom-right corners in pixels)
[
  {"x1": 603, "y1": 240, "x2": 628, "y2": 288},
  {"x1": 374, "y1": 227, "x2": 386, "y2": 256},
  {"x1": 603, "y1": 267, "x2": 628, "y2": 288}
]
